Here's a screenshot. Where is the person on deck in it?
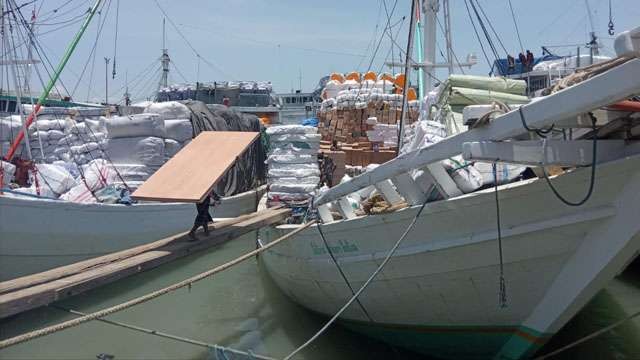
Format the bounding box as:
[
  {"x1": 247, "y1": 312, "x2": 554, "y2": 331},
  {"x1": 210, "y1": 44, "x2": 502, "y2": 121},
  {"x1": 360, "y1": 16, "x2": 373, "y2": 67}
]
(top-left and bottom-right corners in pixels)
[
  {"x1": 188, "y1": 192, "x2": 221, "y2": 241},
  {"x1": 526, "y1": 50, "x2": 535, "y2": 71},
  {"x1": 507, "y1": 54, "x2": 516, "y2": 73},
  {"x1": 222, "y1": 96, "x2": 230, "y2": 107},
  {"x1": 518, "y1": 52, "x2": 527, "y2": 71}
]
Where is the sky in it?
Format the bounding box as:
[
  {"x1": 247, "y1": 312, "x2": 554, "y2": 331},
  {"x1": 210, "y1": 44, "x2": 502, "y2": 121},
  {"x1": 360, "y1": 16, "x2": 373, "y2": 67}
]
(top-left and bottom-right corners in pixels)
[{"x1": 12, "y1": 0, "x2": 640, "y2": 103}]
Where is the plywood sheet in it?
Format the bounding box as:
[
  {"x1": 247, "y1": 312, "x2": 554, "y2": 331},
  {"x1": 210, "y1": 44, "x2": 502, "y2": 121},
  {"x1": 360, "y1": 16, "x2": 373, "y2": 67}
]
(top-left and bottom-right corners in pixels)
[{"x1": 132, "y1": 131, "x2": 258, "y2": 202}]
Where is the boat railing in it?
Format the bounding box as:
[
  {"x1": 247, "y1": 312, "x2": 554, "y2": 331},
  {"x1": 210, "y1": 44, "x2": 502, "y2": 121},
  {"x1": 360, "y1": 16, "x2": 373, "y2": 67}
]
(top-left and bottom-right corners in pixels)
[{"x1": 313, "y1": 57, "x2": 640, "y2": 223}]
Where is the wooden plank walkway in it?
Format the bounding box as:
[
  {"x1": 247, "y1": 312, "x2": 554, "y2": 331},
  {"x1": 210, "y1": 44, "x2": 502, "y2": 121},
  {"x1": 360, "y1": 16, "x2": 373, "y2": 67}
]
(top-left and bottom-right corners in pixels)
[{"x1": 0, "y1": 207, "x2": 290, "y2": 319}]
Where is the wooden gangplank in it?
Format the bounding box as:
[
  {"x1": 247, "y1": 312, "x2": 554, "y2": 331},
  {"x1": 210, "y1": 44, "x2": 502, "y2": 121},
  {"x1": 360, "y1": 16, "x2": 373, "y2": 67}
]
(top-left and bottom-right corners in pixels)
[{"x1": 0, "y1": 207, "x2": 290, "y2": 319}]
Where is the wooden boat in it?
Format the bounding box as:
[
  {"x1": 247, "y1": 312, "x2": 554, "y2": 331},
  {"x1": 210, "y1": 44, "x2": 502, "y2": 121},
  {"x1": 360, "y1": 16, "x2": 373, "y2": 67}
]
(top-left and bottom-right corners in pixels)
[
  {"x1": 0, "y1": 185, "x2": 265, "y2": 281},
  {"x1": 260, "y1": 50, "x2": 640, "y2": 359}
]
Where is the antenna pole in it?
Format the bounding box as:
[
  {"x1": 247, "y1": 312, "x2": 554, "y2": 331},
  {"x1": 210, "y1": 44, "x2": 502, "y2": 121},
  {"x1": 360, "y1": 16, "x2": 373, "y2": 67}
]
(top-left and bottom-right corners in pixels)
[
  {"x1": 104, "y1": 57, "x2": 110, "y2": 104},
  {"x1": 160, "y1": 18, "x2": 169, "y2": 89}
]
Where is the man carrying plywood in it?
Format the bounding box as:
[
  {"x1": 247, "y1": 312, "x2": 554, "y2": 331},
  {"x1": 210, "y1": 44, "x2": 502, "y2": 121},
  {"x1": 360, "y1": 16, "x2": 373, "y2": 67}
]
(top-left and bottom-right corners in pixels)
[{"x1": 132, "y1": 131, "x2": 260, "y2": 239}]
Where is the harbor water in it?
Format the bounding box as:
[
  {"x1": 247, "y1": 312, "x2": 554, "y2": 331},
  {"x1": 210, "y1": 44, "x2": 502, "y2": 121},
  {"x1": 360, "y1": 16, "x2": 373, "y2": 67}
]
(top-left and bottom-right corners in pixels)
[{"x1": 1, "y1": 232, "x2": 639, "y2": 359}]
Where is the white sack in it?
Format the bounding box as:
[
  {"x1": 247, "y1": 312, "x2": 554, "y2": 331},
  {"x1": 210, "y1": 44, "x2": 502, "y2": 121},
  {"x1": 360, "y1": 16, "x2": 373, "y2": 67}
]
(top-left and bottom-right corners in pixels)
[
  {"x1": 164, "y1": 138, "x2": 181, "y2": 159},
  {"x1": 30, "y1": 163, "x2": 76, "y2": 196},
  {"x1": 144, "y1": 101, "x2": 191, "y2": 121},
  {"x1": 164, "y1": 119, "x2": 192, "y2": 142},
  {"x1": 1, "y1": 160, "x2": 15, "y2": 186},
  {"x1": 0, "y1": 118, "x2": 22, "y2": 141},
  {"x1": 103, "y1": 114, "x2": 165, "y2": 139},
  {"x1": 266, "y1": 125, "x2": 317, "y2": 135},
  {"x1": 105, "y1": 136, "x2": 165, "y2": 166}
]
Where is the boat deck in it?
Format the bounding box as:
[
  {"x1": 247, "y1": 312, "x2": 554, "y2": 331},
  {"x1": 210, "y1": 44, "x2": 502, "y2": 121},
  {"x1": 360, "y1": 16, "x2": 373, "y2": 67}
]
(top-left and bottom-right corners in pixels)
[{"x1": 0, "y1": 207, "x2": 290, "y2": 319}]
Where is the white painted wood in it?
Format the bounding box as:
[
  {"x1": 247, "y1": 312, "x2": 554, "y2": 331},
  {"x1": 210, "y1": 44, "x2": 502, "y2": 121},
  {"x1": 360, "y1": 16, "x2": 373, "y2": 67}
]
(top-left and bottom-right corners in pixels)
[
  {"x1": 497, "y1": 170, "x2": 640, "y2": 359},
  {"x1": 314, "y1": 58, "x2": 640, "y2": 206},
  {"x1": 392, "y1": 173, "x2": 427, "y2": 205},
  {"x1": 0, "y1": 186, "x2": 267, "y2": 281},
  {"x1": 374, "y1": 180, "x2": 404, "y2": 205},
  {"x1": 317, "y1": 204, "x2": 334, "y2": 223},
  {"x1": 462, "y1": 140, "x2": 626, "y2": 166},
  {"x1": 337, "y1": 198, "x2": 357, "y2": 219},
  {"x1": 425, "y1": 163, "x2": 463, "y2": 198},
  {"x1": 523, "y1": 171, "x2": 640, "y2": 332},
  {"x1": 554, "y1": 109, "x2": 625, "y2": 128},
  {"x1": 262, "y1": 153, "x2": 640, "y2": 358}
]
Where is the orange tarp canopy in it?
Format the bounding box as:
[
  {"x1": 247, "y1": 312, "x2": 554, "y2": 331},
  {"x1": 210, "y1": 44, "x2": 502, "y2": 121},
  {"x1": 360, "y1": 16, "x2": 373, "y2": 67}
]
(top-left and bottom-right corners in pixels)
[{"x1": 132, "y1": 131, "x2": 259, "y2": 203}]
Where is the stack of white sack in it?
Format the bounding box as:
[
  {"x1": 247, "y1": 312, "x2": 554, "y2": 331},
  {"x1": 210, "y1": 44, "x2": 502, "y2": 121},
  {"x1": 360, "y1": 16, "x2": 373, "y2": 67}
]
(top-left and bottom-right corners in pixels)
[
  {"x1": 0, "y1": 116, "x2": 25, "y2": 156},
  {"x1": 366, "y1": 123, "x2": 398, "y2": 147},
  {"x1": 103, "y1": 113, "x2": 165, "y2": 176},
  {"x1": 28, "y1": 118, "x2": 66, "y2": 163},
  {"x1": 51, "y1": 118, "x2": 107, "y2": 165},
  {"x1": 143, "y1": 101, "x2": 193, "y2": 161},
  {"x1": 401, "y1": 118, "x2": 526, "y2": 193},
  {"x1": 399, "y1": 119, "x2": 484, "y2": 195},
  {"x1": 265, "y1": 125, "x2": 320, "y2": 208}
]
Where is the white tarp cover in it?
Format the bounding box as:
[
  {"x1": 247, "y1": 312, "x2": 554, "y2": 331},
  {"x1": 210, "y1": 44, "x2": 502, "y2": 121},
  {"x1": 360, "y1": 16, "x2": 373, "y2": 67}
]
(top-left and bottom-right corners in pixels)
[
  {"x1": 144, "y1": 101, "x2": 192, "y2": 121},
  {"x1": 164, "y1": 119, "x2": 193, "y2": 142},
  {"x1": 103, "y1": 114, "x2": 166, "y2": 139},
  {"x1": 105, "y1": 136, "x2": 165, "y2": 166}
]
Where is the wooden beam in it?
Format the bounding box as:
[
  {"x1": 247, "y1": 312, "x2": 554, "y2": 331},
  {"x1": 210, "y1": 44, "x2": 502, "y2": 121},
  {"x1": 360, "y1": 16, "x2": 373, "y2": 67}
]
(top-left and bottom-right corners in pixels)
[
  {"x1": 317, "y1": 204, "x2": 334, "y2": 223},
  {"x1": 392, "y1": 173, "x2": 427, "y2": 205},
  {"x1": 337, "y1": 198, "x2": 357, "y2": 219},
  {"x1": 315, "y1": 58, "x2": 640, "y2": 206},
  {"x1": 0, "y1": 208, "x2": 290, "y2": 319},
  {"x1": 425, "y1": 163, "x2": 462, "y2": 198},
  {"x1": 462, "y1": 140, "x2": 626, "y2": 166},
  {"x1": 375, "y1": 180, "x2": 404, "y2": 205}
]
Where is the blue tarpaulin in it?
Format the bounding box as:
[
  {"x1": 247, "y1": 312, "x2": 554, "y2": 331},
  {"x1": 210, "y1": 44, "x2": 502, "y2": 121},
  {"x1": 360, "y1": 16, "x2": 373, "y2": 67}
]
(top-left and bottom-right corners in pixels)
[{"x1": 301, "y1": 117, "x2": 319, "y2": 127}]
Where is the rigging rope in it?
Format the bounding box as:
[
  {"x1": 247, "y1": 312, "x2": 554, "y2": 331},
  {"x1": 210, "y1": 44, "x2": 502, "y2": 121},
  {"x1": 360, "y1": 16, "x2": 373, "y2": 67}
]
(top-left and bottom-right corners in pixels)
[
  {"x1": 316, "y1": 221, "x2": 374, "y2": 322},
  {"x1": 463, "y1": 0, "x2": 492, "y2": 72},
  {"x1": 0, "y1": 219, "x2": 315, "y2": 349},
  {"x1": 435, "y1": 13, "x2": 466, "y2": 75},
  {"x1": 9, "y1": 0, "x2": 74, "y2": 99},
  {"x1": 476, "y1": 0, "x2": 508, "y2": 56},
  {"x1": 468, "y1": 0, "x2": 503, "y2": 74},
  {"x1": 607, "y1": 0, "x2": 614, "y2": 36},
  {"x1": 52, "y1": 306, "x2": 276, "y2": 360},
  {"x1": 540, "y1": 114, "x2": 598, "y2": 207},
  {"x1": 152, "y1": 0, "x2": 234, "y2": 79},
  {"x1": 71, "y1": 0, "x2": 110, "y2": 97},
  {"x1": 492, "y1": 163, "x2": 507, "y2": 308},
  {"x1": 507, "y1": 0, "x2": 525, "y2": 53},
  {"x1": 284, "y1": 195, "x2": 430, "y2": 360},
  {"x1": 533, "y1": 309, "x2": 640, "y2": 359}
]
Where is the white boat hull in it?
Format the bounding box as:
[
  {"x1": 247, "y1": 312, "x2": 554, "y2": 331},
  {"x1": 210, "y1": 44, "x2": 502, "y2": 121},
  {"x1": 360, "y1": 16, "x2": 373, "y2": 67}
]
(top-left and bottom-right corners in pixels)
[
  {"x1": 260, "y1": 156, "x2": 640, "y2": 359},
  {"x1": 0, "y1": 186, "x2": 265, "y2": 281}
]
